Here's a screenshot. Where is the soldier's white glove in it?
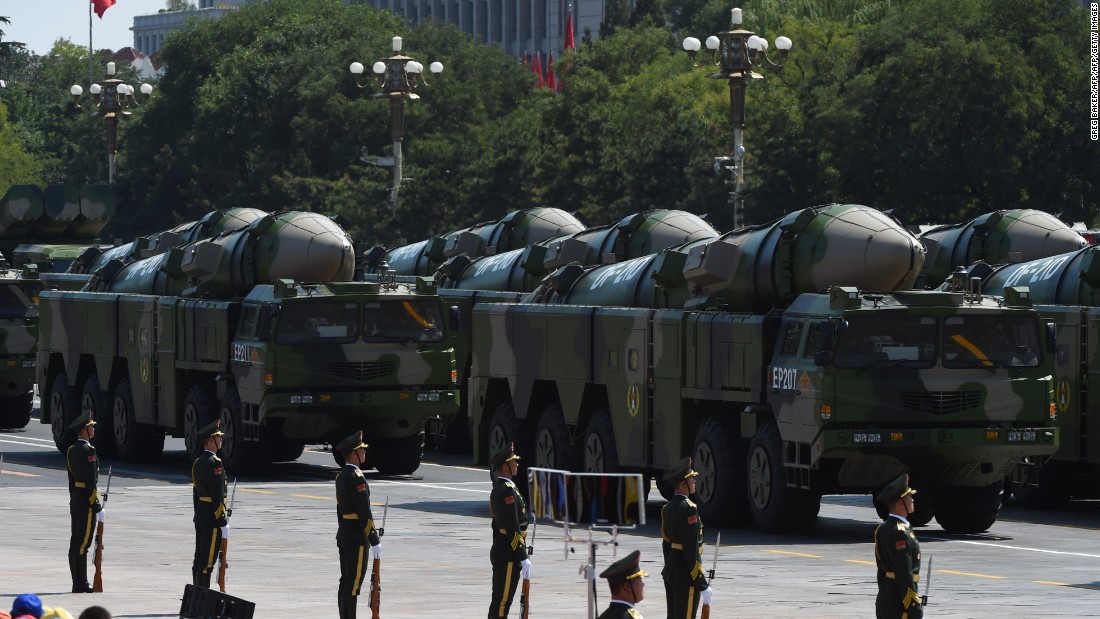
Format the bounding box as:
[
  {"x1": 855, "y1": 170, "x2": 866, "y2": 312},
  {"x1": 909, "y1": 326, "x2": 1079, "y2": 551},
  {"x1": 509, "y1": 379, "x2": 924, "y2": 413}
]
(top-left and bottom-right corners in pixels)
[
  {"x1": 220, "y1": 525, "x2": 229, "y2": 539},
  {"x1": 372, "y1": 543, "x2": 382, "y2": 559},
  {"x1": 95, "y1": 510, "x2": 105, "y2": 523},
  {"x1": 701, "y1": 587, "x2": 714, "y2": 606},
  {"x1": 520, "y1": 558, "x2": 532, "y2": 579}
]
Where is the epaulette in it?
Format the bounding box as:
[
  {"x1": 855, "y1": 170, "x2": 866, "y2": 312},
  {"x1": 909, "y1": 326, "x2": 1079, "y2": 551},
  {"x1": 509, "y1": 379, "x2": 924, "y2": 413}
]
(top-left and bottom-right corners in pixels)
[
  {"x1": 502, "y1": 479, "x2": 516, "y2": 489},
  {"x1": 354, "y1": 468, "x2": 365, "y2": 478},
  {"x1": 684, "y1": 498, "x2": 697, "y2": 508},
  {"x1": 627, "y1": 608, "x2": 642, "y2": 618}
]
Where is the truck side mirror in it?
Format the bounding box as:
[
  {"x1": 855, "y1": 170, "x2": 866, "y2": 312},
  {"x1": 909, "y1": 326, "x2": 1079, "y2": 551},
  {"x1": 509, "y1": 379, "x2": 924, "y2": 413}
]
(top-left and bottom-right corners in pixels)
[
  {"x1": 1046, "y1": 321, "x2": 1056, "y2": 353},
  {"x1": 449, "y1": 305, "x2": 461, "y2": 333}
]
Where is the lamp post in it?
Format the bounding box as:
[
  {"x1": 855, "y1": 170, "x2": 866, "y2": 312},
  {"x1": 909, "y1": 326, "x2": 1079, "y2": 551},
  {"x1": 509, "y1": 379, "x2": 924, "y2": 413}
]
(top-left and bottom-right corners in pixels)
[
  {"x1": 683, "y1": 8, "x2": 791, "y2": 230},
  {"x1": 350, "y1": 36, "x2": 443, "y2": 212},
  {"x1": 70, "y1": 61, "x2": 153, "y2": 184}
]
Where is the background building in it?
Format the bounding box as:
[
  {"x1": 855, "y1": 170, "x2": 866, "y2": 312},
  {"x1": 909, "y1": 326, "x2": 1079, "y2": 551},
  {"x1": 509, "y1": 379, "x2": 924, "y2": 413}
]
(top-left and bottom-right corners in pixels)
[{"x1": 130, "y1": 0, "x2": 617, "y2": 58}]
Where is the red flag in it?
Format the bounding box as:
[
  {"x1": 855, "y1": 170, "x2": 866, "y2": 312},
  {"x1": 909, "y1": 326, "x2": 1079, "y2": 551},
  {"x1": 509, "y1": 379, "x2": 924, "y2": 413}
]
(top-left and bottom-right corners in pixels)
[
  {"x1": 547, "y1": 51, "x2": 557, "y2": 92},
  {"x1": 92, "y1": 0, "x2": 116, "y2": 18},
  {"x1": 564, "y1": 11, "x2": 575, "y2": 50},
  {"x1": 533, "y1": 51, "x2": 544, "y2": 89}
]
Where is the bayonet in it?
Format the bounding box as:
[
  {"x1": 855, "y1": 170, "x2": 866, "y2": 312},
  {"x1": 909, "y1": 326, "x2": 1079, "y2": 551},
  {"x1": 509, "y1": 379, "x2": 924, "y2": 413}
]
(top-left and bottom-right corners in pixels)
[
  {"x1": 102, "y1": 466, "x2": 113, "y2": 504},
  {"x1": 92, "y1": 466, "x2": 112, "y2": 593},
  {"x1": 370, "y1": 496, "x2": 388, "y2": 619},
  {"x1": 921, "y1": 555, "x2": 932, "y2": 607},
  {"x1": 379, "y1": 495, "x2": 388, "y2": 537},
  {"x1": 701, "y1": 533, "x2": 720, "y2": 619},
  {"x1": 227, "y1": 477, "x2": 238, "y2": 518}
]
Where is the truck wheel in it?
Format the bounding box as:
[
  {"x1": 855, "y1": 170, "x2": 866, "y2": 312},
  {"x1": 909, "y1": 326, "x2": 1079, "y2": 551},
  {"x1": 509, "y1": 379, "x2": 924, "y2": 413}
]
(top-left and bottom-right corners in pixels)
[
  {"x1": 182, "y1": 383, "x2": 218, "y2": 457},
  {"x1": 487, "y1": 401, "x2": 531, "y2": 463},
  {"x1": 49, "y1": 371, "x2": 80, "y2": 453},
  {"x1": 0, "y1": 393, "x2": 33, "y2": 429},
  {"x1": 219, "y1": 386, "x2": 266, "y2": 473},
  {"x1": 581, "y1": 409, "x2": 620, "y2": 473},
  {"x1": 374, "y1": 432, "x2": 425, "y2": 475},
  {"x1": 693, "y1": 416, "x2": 751, "y2": 528},
  {"x1": 112, "y1": 377, "x2": 164, "y2": 462},
  {"x1": 270, "y1": 441, "x2": 306, "y2": 462},
  {"x1": 747, "y1": 422, "x2": 820, "y2": 533},
  {"x1": 876, "y1": 493, "x2": 934, "y2": 526},
  {"x1": 934, "y1": 483, "x2": 1003, "y2": 533},
  {"x1": 534, "y1": 404, "x2": 575, "y2": 470},
  {"x1": 82, "y1": 375, "x2": 116, "y2": 458}
]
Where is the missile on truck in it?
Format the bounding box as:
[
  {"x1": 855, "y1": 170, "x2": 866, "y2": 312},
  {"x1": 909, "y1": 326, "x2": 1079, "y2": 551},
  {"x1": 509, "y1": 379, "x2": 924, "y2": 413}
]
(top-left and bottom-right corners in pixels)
[
  {"x1": 37, "y1": 211, "x2": 459, "y2": 474},
  {"x1": 916, "y1": 209, "x2": 1088, "y2": 289},
  {"x1": 363, "y1": 207, "x2": 586, "y2": 276},
  {"x1": 0, "y1": 256, "x2": 44, "y2": 429},
  {"x1": 469, "y1": 204, "x2": 1059, "y2": 535},
  {"x1": 2, "y1": 184, "x2": 115, "y2": 273}
]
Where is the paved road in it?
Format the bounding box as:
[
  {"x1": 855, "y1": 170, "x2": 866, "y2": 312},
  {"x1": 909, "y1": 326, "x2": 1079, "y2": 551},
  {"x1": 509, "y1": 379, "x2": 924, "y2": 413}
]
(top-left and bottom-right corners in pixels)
[{"x1": 3, "y1": 408, "x2": 1100, "y2": 618}]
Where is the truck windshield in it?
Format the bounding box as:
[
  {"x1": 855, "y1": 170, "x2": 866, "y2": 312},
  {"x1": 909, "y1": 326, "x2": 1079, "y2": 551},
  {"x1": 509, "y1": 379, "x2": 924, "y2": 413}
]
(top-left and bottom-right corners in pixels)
[
  {"x1": 274, "y1": 301, "x2": 359, "y2": 344},
  {"x1": 0, "y1": 282, "x2": 41, "y2": 319},
  {"x1": 943, "y1": 315, "x2": 1041, "y2": 368},
  {"x1": 364, "y1": 300, "x2": 444, "y2": 343},
  {"x1": 833, "y1": 314, "x2": 937, "y2": 369}
]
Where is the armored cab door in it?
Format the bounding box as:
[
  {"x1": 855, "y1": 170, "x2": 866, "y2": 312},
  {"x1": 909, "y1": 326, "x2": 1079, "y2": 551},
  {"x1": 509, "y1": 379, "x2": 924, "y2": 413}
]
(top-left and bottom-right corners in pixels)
[
  {"x1": 594, "y1": 308, "x2": 651, "y2": 469},
  {"x1": 766, "y1": 316, "x2": 821, "y2": 445}
]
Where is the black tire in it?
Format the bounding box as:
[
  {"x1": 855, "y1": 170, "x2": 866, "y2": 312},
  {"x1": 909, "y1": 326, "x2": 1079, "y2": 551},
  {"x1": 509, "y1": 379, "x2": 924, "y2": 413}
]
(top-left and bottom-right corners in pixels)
[
  {"x1": 581, "y1": 409, "x2": 620, "y2": 473},
  {"x1": 269, "y1": 441, "x2": 306, "y2": 463},
  {"x1": 747, "y1": 422, "x2": 820, "y2": 533},
  {"x1": 82, "y1": 374, "x2": 116, "y2": 458},
  {"x1": 49, "y1": 371, "x2": 80, "y2": 453},
  {"x1": 487, "y1": 401, "x2": 531, "y2": 464},
  {"x1": 374, "y1": 432, "x2": 425, "y2": 475},
  {"x1": 533, "y1": 404, "x2": 576, "y2": 470},
  {"x1": 0, "y1": 393, "x2": 33, "y2": 429},
  {"x1": 934, "y1": 483, "x2": 1003, "y2": 534},
  {"x1": 693, "y1": 415, "x2": 751, "y2": 528},
  {"x1": 219, "y1": 386, "x2": 266, "y2": 472},
  {"x1": 875, "y1": 493, "x2": 934, "y2": 526},
  {"x1": 112, "y1": 377, "x2": 164, "y2": 463},
  {"x1": 182, "y1": 383, "x2": 218, "y2": 458}
]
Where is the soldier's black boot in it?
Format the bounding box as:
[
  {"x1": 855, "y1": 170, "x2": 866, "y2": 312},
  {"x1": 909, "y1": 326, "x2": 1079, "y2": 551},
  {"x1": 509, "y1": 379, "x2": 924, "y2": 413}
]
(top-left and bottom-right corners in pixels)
[
  {"x1": 342, "y1": 595, "x2": 357, "y2": 619},
  {"x1": 197, "y1": 570, "x2": 212, "y2": 588},
  {"x1": 338, "y1": 595, "x2": 348, "y2": 619},
  {"x1": 71, "y1": 552, "x2": 93, "y2": 593}
]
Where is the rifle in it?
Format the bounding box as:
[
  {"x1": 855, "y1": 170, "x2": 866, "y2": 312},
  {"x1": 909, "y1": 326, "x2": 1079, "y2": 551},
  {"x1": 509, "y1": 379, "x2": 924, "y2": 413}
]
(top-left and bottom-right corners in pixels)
[
  {"x1": 921, "y1": 555, "x2": 932, "y2": 607},
  {"x1": 520, "y1": 517, "x2": 535, "y2": 619},
  {"x1": 700, "y1": 532, "x2": 720, "y2": 619},
  {"x1": 92, "y1": 466, "x2": 113, "y2": 593},
  {"x1": 370, "y1": 496, "x2": 388, "y2": 619},
  {"x1": 217, "y1": 478, "x2": 237, "y2": 593}
]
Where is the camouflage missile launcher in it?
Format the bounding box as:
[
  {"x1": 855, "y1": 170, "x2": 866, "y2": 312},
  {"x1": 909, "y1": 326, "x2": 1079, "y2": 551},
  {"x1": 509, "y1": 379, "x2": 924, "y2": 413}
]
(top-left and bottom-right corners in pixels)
[
  {"x1": 469, "y1": 205, "x2": 1058, "y2": 534},
  {"x1": 0, "y1": 256, "x2": 43, "y2": 429},
  {"x1": 37, "y1": 211, "x2": 456, "y2": 473},
  {"x1": 1, "y1": 184, "x2": 115, "y2": 273},
  {"x1": 67, "y1": 207, "x2": 266, "y2": 275},
  {"x1": 916, "y1": 209, "x2": 1088, "y2": 289},
  {"x1": 363, "y1": 207, "x2": 586, "y2": 276},
  {"x1": 945, "y1": 247, "x2": 1100, "y2": 506}
]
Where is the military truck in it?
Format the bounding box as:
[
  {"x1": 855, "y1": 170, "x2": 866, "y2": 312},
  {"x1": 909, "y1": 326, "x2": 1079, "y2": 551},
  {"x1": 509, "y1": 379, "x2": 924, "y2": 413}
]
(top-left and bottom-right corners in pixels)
[
  {"x1": 915, "y1": 208, "x2": 1088, "y2": 289},
  {"x1": 469, "y1": 204, "x2": 1059, "y2": 533},
  {"x1": 0, "y1": 256, "x2": 44, "y2": 429},
  {"x1": 1, "y1": 184, "x2": 116, "y2": 273},
  {"x1": 944, "y1": 246, "x2": 1100, "y2": 505},
  {"x1": 37, "y1": 211, "x2": 458, "y2": 473}
]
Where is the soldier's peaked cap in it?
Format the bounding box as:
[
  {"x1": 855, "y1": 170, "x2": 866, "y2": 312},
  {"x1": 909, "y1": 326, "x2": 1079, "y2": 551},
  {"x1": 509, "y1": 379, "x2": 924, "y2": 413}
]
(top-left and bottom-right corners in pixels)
[
  {"x1": 197, "y1": 419, "x2": 224, "y2": 440},
  {"x1": 662, "y1": 457, "x2": 698, "y2": 485},
  {"x1": 490, "y1": 442, "x2": 521, "y2": 468},
  {"x1": 336, "y1": 431, "x2": 368, "y2": 456},
  {"x1": 599, "y1": 549, "x2": 648, "y2": 584},
  {"x1": 876, "y1": 473, "x2": 917, "y2": 505},
  {"x1": 68, "y1": 411, "x2": 96, "y2": 432}
]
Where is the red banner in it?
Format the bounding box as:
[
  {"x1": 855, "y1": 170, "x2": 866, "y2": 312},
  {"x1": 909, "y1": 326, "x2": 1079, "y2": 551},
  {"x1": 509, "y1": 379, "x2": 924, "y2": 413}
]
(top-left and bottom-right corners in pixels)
[{"x1": 92, "y1": 0, "x2": 116, "y2": 19}]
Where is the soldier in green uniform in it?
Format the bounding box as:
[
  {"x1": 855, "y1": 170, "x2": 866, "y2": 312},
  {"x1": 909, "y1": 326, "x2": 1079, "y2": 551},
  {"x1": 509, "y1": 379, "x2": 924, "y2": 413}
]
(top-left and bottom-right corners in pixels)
[
  {"x1": 191, "y1": 420, "x2": 228, "y2": 588},
  {"x1": 334, "y1": 431, "x2": 381, "y2": 619},
  {"x1": 660, "y1": 457, "x2": 713, "y2": 619},
  {"x1": 598, "y1": 549, "x2": 648, "y2": 619},
  {"x1": 488, "y1": 442, "x2": 530, "y2": 619},
  {"x1": 874, "y1": 474, "x2": 923, "y2": 619},
  {"x1": 66, "y1": 411, "x2": 103, "y2": 593}
]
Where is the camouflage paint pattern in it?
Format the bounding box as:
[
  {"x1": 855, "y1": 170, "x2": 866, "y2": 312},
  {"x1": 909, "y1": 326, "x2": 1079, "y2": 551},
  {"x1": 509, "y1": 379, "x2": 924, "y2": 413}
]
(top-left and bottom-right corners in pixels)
[
  {"x1": 918, "y1": 209, "x2": 1089, "y2": 289},
  {"x1": 363, "y1": 207, "x2": 586, "y2": 276},
  {"x1": 1, "y1": 184, "x2": 115, "y2": 273},
  {"x1": 946, "y1": 246, "x2": 1100, "y2": 307}
]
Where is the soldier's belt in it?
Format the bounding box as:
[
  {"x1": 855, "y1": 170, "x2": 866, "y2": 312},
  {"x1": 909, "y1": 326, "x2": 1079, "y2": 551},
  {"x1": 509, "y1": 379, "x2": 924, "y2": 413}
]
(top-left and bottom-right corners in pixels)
[
  {"x1": 199, "y1": 496, "x2": 212, "y2": 502},
  {"x1": 497, "y1": 529, "x2": 528, "y2": 539},
  {"x1": 882, "y1": 572, "x2": 920, "y2": 583},
  {"x1": 670, "y1": 543, "x2": 684, "y2": 550},
  {"x1": 75, "y1": 482, "x2": 86, "y2": 488},
  {"x1": 343, "y1": 514, "x2": 360, "y2": 520}
]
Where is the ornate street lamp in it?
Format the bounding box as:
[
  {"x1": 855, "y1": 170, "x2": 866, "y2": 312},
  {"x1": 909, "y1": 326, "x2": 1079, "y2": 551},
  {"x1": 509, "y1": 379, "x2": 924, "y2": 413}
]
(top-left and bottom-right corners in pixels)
[
  {"x1": 350, "y1": 36, "x2": 443, "y2": 212},
  {"x1": 70, "y1": 61, "x2": 153, "y2": 184},
  {"x1": 683, "y1": 8, "x2": 791, "y2": 230}
]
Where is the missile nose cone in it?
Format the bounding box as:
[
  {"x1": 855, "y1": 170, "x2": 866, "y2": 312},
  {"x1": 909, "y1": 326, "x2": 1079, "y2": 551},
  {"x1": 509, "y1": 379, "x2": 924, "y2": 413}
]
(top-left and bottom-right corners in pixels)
[
  {"x1": 807, "y1": 205, "x2": 926, "y2": 293},
  {"x1": 262, "y1": 212, "x2": 355, "y2": 283}
]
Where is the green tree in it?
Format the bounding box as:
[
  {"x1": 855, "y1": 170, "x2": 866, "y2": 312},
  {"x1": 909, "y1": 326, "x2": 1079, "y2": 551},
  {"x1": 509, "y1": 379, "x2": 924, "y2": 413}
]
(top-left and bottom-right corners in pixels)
[{"x1": 0, "y1": 99, "x2": 43, "y2": 194}]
